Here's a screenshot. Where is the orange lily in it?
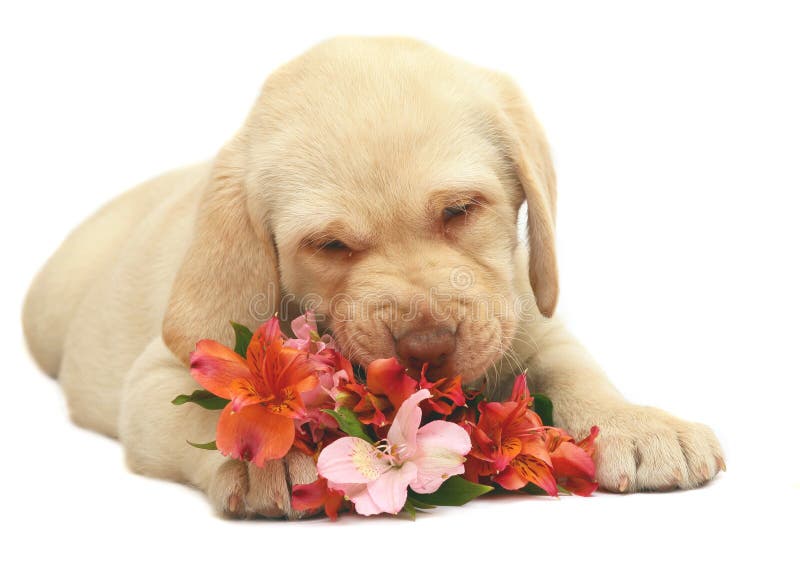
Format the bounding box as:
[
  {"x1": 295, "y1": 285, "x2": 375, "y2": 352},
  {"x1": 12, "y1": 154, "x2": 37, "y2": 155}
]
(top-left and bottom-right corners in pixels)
[
  {"x1": 468, "y1": 374, "x2": 556, "y2": 495},
  {"x1": 189, "y1": 318, "x2": 319, "y2": 466},
  {"x1": 419, "y1": 365, "x2": 466, "y2": 417},
  {"x1": 334, "y1": 358, "x2": 417, "y2": 427},
  {"x1": 546, "y1": 426, "x2": 599, "y2": 496},
  {"x1": 466, "y1": 374, "x2": 599, "y2": 496}
]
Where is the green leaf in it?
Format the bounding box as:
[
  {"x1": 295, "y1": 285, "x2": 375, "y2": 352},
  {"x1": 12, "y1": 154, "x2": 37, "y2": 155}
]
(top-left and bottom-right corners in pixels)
[
  {"x1": 187, "y1": 440, "x2": 218, "y2": 450},
  {"x1": 402, "y1": 500, "x2": 417, "y2": 520},
  {"x1": 533, "y1": 394, "x2": 554, "y2": 427},
  {"x1": 406, "y1": 494, "x2": 437, "y2": 509},
  {"x1": 172, "y1": 390, "x2": 230, "y2": 410},
  {"x1": 521, "y1": 483, "x2": 550, "y2": 496},
  {"x1": 230, "y1": 322, "x2": 253, "y2": 358},
  {"x1": 520, "y1": 483, "x2": 567, "y2": 496},
  {"x1": 409, "y1": 476, "x2": 493, "y2": 506},
  {"x1": 322, "y1": 408, "x2": 373, "y2": 442}
]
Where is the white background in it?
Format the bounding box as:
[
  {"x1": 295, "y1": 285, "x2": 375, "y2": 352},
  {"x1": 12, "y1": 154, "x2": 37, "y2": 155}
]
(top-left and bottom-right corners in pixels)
[{"x1": 2, "y1": 1, "x2": 798, "y2": 584}]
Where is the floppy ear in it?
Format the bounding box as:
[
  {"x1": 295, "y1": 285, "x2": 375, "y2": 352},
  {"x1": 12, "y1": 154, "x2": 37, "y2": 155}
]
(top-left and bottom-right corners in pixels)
[
  {"x1": 162, "y1": 142, "x2": 280, "y2": 364},
  {"x1": 492, "y1": 74, "x2": 559, "y2": 317}
]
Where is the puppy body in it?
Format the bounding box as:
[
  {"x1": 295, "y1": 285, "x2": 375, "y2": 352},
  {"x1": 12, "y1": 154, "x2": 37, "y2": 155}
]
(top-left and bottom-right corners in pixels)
[
  {"x1": 23, "y1": 38, "x2": 723, "y2": 517},
  {"x1": 25, "y1": 163, "x2": 209, "y2": 434}
]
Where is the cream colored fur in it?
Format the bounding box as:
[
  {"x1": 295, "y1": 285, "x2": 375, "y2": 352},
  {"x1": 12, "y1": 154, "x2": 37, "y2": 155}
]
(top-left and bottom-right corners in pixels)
[{"x1": 22, "y1": 37, "x2": 723, "y2": 518}]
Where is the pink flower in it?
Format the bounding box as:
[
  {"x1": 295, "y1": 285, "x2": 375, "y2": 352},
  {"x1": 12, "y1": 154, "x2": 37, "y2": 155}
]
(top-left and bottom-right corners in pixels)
[
  {"x1": 284, "y1": 312, "x2": 354, "y2": 449},
  {"x1": 284, "y1": 311, "x2": 335, "y2": 353},
  {"x1": 317, "y1": 389, "x2": 472, "y2": 515}
]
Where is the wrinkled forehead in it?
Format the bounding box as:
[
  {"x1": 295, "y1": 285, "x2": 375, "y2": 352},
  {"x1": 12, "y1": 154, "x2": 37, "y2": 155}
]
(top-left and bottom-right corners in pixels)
[
  {"x1": 281, "y1": 155, "x2": 507, "y2": 245},
  {"x1": 248, "y1": 101, "x2": 510, "y2": 245}
]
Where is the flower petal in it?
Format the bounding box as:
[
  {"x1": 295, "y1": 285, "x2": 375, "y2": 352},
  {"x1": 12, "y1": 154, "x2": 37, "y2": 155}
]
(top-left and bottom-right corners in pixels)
[
  {"x1": 215, "y1": 402, "x2": 295, "y2": 466},
  {"x1": 468, "y1": 424, "x2": 498, "y2": 463},
  {"x1": 291, "y1": 477, "x2": 346, "y2": 519},
  {"x1": 511, "y1": 454, "x2": 558, "y2": 496},
  {"x1": 494, "y1": 464, "x2": 528, "y2": 490},
  {"x1": 409, "y1": 420, "x2": 471, "y2": 493},
  {"x1": 246, "y1": 317, "x2": 283, "y2": 378},
  {"x1": 190, "y1": 340, "x2": 254, "y2": 399},
  {"x1": 417, "y1": 420, "x2": 472, "y2": 455},
  {"x1": 520, "y1": 433, "x2": 552, "y2": 468},
  {"x1": 324, "y1": 491, "x2": 346, "y2": 519},
  {"x1": 510, "y1": 373, "x2": 531, "y2": 403},
  {"x1": 269, "y1": 378, "x2": 313, "y2": 419},
  {"x1": 353, "y1": 390, "x2": 391, "y2": 427},
  {"x1": 328, "y1": 481, "x2": 383, "y2": 516},
  {"x1": 478, "y1": 401, "x2": 524, "y2": 436},
  {"x1": 366, "y1": 462, "x2": 418, "y2": 515},
  {"x1": 228, "y1": 378, "x2": 263, "y2": 412},
  {"x1": 366, "y1": 357, "x2": 418, "y2": 408},
  {"x1": 562, "y1": 477, "x2": 599, "y2": 497},
  {"x1": 577, "y1": 426, "x2": 600, "y2": 458},
  {"x1": 499, "y1": 437, "x2": 523, "y2": 467},
  {"x1": 551, "y1": 440, "x2": 596, "y2": 479},
  {"x1": 290, "y1": 477, "x2": 327, "y2": 511},
  {"x1": 419, "y1": 368, "x2": 466, "y2": 416},
  {"x1": 387, "y1": 389, "x2": 431, "y2": 458},
  {"x1": 317, "y1": 436, "x2": 391, "y2": 484},
  {"x1": 290, "y1": 311, "x2": 317, "y2": 342}
]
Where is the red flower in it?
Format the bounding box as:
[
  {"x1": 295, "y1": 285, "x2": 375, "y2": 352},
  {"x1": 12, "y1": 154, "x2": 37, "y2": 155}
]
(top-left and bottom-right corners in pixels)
[
  {"x1": 182, "y1": 314, "x2": 601, "y2": 517},
  {"x1": 334, "y1": 358, "x2": 417, "y2": 427},
  {"x1": 419, "y1": 365, "x2": 467, "y2": 417},
  {"x1": 547, "y1": 426, "x2": 599, "y2": 496},
  {"x1": 291, "y1": 477, "x2": 347, "y2": 520},
  {"x1": 466, "y1": 374, "x2": 598, "y2": 496},
  {"x1": 189, "y1": 318, "x2": 319, "y2": 466},
  {"x1": 334, "y1": 358, "x2": 467, "y2": 429}
]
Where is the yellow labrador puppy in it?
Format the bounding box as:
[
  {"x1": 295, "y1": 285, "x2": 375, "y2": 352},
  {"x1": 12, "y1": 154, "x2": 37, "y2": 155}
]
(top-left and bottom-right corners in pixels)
[{"x1": 23, "y1": 37, "x2": 723, "y2": 517}]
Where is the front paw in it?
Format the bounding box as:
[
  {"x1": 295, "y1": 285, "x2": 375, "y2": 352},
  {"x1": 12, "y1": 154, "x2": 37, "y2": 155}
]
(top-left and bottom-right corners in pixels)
[
  {"x1": 593, "y1": 406, "x2": 725, "y2": 492},
  {"x1": 207, "y1": 450, "x2": 319, "y2": 519}
]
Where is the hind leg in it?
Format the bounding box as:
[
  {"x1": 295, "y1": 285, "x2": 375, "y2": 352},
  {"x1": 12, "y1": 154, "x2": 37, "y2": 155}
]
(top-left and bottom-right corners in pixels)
[
  {"x1": 119, "y1": 336, "x2": 319, "y2": 518},
  {"x1": 22, "y1": 208, "x2": 134, "y2": 377},
  {"x1": 22, "y1": 165, "x2": 209, "y2": 378}
]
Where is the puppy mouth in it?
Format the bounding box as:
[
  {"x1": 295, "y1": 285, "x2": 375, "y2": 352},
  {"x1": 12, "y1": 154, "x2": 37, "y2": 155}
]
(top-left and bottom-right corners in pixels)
[
  {"x1": 332, "y1": 323, "x2": 505, "y2": 386},
  {"x1": 325, "y1": 320, "x2": 506, "y2": 384},
  {"x1": 347, "y1": 355, "x2": 482, "y2": 385}
]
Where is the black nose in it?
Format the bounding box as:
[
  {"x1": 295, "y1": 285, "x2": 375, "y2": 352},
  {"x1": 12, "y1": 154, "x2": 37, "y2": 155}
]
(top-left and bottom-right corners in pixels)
[{"x1": 395, "y1": 328, "x2": 456, "y2": 379}]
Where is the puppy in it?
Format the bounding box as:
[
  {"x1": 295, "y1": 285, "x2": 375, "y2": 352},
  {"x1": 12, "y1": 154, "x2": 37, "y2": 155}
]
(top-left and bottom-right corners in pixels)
[{"x1": 23, "y1": 37, "x2": 723, "y2": 517}]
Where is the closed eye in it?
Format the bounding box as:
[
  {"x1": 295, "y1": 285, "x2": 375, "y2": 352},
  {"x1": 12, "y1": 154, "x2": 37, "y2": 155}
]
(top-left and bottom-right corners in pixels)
[
  {"x1": 319, "y1": 239, "x2": 350, "y2": 251},
  {"x1": 443, "y1": 203, "x2": 471, "y2": 221},
  {"x1": 443, "y1": 196, "x2": 486, "y2": 223}
]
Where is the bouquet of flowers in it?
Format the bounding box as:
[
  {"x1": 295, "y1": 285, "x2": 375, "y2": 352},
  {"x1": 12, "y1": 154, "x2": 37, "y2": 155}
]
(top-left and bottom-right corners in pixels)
[{"x1": 174, "y1": 314, "x2": 599, "y2": 519}]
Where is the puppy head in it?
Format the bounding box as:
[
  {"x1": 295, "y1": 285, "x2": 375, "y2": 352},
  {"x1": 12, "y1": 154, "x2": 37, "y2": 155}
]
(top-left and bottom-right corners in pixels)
[{"x1": 163, "y1": 38, "x2": 557, "y2": 384}]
